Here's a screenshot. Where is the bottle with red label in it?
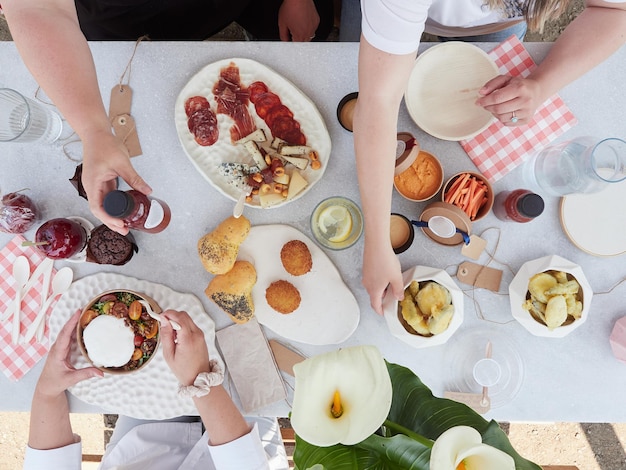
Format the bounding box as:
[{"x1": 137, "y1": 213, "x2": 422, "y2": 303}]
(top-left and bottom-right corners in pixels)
[
  {"x1": 493, "y1": 189, "x2": 544, "y2": 223},
  {"x1": 103, "y1": 190, "x2": 171, "y2": 233}
]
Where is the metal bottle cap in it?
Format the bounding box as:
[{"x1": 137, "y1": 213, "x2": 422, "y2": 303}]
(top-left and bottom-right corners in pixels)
[
  {"x1": 103, "y1": 190, "x2": 134, "y2": 218},
  {"x1": 518, "y1": 193, "x2": 544, "y2": 218}
]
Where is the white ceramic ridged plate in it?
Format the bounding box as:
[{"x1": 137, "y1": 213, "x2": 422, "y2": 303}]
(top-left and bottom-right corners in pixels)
[
  {"x1": 405, "y1": 42, "x2": 498, "y2": 141},
  {"x1": 175, "y1": 58, "x2": 331, "y2": 208},
  {"x1": 49, "y1": 273, "x2": 221, "y2": 419},
  {"x1": 237, "y1": 225, "x2": 360, "y2": 345}
]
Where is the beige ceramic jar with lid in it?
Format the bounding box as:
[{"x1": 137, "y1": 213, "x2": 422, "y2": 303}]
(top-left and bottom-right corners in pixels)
[{"x1": 393, "y1": 133, "x2": 444, "y2": 202}]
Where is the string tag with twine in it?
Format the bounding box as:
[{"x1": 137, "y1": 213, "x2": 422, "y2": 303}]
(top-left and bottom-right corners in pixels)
[
  {"x1": 457, "y1": 261, "x2": 503, "y2": 292},
  {"x1": 461, "y1": 234, "x2": 487, "y2": 260},
  {"x1": 109, "y1": 36, "x2": 148, "y2": 157}
]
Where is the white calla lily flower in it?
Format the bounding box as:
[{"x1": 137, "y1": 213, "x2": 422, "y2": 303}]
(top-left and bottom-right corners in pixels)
[
  {"x1": 430, "y1": 425, "x2": 515, "y2": 470},
  {"x1": 291, "y1": 345, "x2": 392, "y2": 447}
]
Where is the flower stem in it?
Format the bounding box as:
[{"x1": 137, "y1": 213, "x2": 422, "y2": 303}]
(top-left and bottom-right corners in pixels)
[{"x1": 383, "y1": 419, "x2": 434, "y2": 448}]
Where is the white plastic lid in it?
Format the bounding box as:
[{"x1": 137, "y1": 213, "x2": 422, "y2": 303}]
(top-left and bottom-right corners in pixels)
[
  {"x1": 145, "y1": 200, "x2": 165, "y2": 229},
  {"x1": 394, "y1": 132, "x2": 420, "y2": 175}
]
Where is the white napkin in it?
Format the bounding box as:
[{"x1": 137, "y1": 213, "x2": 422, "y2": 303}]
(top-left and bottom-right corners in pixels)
[{"x1": 216, "y1": 318, "x2": 287, "y2": 413}]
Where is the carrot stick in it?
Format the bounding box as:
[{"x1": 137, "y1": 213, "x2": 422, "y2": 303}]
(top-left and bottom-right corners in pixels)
[
  {"x1": 445, "y1": 174, "x2": 466, "y2": 199},
  {"x1": 469, "y1": 187, "x2": 486, "y2": 219},
  {"x1": 445, "y1": 173, "x2": 470, "y2": 204}
]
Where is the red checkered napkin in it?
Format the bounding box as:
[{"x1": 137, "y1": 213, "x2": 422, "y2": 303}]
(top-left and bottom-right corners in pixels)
[
  {"x1": 460, "y1": 35, "x2": 578, "y2": 182},
  {"x1": 0, "y1": 235, "x2": 57, "y2": 381}
]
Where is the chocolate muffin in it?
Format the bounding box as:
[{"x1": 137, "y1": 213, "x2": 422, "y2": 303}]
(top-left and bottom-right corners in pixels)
[{"x1": 86, "y1": 224, "x2": 138, "y2": 265}]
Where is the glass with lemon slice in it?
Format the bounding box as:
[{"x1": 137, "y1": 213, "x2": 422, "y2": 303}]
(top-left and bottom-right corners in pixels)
[{"x1": 310, "y1": 196, "x2": 363, "y2": 250}]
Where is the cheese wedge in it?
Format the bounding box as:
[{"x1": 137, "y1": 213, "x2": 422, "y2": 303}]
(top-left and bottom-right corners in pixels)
[
  {"x1": 287, "y1": 170, "x2": 308, "y2": 200},
  {"x1": 282, "y1": 155, "x2": 309, "y2": 170}
]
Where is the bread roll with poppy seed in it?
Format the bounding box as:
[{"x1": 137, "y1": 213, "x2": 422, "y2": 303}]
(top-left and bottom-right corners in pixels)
[
  {"x1": 205, "y1": 260, "x2": 256, "y2": 324},
  {"x1": 198, "y1": 216, "x2": 251, "y2": 275}
]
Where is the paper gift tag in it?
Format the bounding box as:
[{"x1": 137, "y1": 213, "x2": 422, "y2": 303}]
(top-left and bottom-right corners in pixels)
[
  {"x1": 216, "y1": 318, "x2": 287, "y2": 413},
  {"x1": 457, "y1": 261, "x2": 502, "y2": 292},
  {"x1": 269, "y1": 339, "x2": 305, "y2": 376},
  {"x1": 461, "y1": 234, "x2": 487, "y2": 260},
  {"x1": 109, "y1": 85, "x2": 142, "y2": 157}
]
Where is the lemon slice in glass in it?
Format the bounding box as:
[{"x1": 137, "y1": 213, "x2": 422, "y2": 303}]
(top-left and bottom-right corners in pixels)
[{"x1": 318, "y1": 205, "x2": 353, "y2": 242}]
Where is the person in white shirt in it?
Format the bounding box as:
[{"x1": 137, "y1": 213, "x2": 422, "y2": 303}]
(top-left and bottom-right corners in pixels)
[
  {"x1": 352, "y1": 0, "x2": 626, "y2": 315},
  {"x1": 23, "y1": 309, "x2": 288, "y2": 470}
]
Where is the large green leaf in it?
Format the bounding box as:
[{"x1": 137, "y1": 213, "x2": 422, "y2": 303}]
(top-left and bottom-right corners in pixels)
[
  {"x1": 293, "y1": 361, "x2": 542, "y2": 470},
  {"x1": 294, "y1": 433, "x2": 431, "y2": 470},
  {"x1": 386, "y1": 362, "x2": 541, "y2": 470}
]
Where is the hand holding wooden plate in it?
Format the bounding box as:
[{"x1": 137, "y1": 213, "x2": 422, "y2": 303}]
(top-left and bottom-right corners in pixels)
[{"x1": 405, "y1": 42, "x2": 499, "y2": 141}]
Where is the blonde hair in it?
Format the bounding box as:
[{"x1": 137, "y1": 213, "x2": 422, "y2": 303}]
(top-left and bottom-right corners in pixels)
[{"x1": 487, "y1": 0, "x2": 570, "y2": 32}]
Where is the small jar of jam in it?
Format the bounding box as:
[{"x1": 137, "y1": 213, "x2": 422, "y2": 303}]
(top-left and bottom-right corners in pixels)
[
  {"x1": 493, "y1": 189, "x2": 544, "y2": 223},
  {"x1": 103, "y1": 190, "x2": 171, "y2": 233}
]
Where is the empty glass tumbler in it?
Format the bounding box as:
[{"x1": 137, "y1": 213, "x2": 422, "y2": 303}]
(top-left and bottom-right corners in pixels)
[
  {"x1": 523, "y1": 136, "x2": 626, "y2": 196},
  {"x1": 0, "y1": 88, "x2": 63, "y2": 143}
]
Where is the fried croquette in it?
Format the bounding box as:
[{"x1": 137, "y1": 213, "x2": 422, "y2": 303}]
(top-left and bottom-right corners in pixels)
[
  {"x1": 280, "y1": 240, "x2": 313, "y2": 276},
  {"x1": 265, "y1": 280, "x2": 301, "y2": 314}
]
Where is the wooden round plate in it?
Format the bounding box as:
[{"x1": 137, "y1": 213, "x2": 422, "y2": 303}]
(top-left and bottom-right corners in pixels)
[
  {"x1": 405, "y1": 42, "x2": 498, "y2": 141},
  {"x1": 560, "y1": 182, "x2": 626, "y2": 256}
]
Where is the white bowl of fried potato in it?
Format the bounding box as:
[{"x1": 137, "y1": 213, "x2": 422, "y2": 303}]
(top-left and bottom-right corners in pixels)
[
  {"x1": 382, "y1": 266, "x2": 464, "y2": 348},
  {"x1": 509, "y1": 255, "x2": 593, "y2": 338}
]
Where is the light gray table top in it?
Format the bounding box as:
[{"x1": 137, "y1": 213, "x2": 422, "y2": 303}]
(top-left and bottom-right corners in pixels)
[{"x1": 1, "y1": 41, "x2": 625, "y2": 423}]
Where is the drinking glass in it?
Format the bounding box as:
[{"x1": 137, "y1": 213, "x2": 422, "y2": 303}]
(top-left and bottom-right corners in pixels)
[
  {"x1": 0, "y1": 88, "x2": 63, "y2": 143},
  {"x1": 445, "y1": 328, "x2": 524, "y2": 409},
  {"x1": 523, "y1": 136, "x2": 626, "y2": 196},
  {"x1": 310, "y1": 196, "x2": 363, "y2": 250}
]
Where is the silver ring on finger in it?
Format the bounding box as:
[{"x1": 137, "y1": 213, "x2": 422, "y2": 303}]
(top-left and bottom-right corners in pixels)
[{"x1": 510, "y1": 111, "x2": 519, "y2": 124}]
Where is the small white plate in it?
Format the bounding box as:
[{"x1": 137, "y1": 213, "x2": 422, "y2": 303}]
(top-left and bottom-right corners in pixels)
[
  {"x1": 405, "y1": 42, "x2": 498, "y2": 141},
  {"x1": 560, "y1": 182, "x2": 626, "y2": 256},
  {"x1": 237, "y1": 225, "x2": 360, "y2": 345}
]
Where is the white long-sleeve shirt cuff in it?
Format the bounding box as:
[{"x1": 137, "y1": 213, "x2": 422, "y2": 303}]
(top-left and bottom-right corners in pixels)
[
  {"x1": 208, "y1": 423, "x2": 270, "y2": 470},
  {"x1": 23, "y1": 437, "x2": 82, "y2": 470}
]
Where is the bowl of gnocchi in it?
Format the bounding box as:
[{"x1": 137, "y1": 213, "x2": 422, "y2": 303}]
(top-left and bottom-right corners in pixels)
[
  {"x1": 382, "y1": 265, "x2": 464, "y2": 348},
  {"x1": 509, "y1": 255, "x2": 593, "y2": 338}
]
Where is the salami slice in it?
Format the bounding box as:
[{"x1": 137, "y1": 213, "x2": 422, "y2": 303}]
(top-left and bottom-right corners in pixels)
[
  {"x1": 187, "y1": 108, "x2": 219, "y2": 146},
  {"x1": 248, "y1": 81, "x2": 268, "y2": 102},
  {"x1": 271, "y1": 115, "x2": 306, "y2": 145},
  {"x1": 184, "y1": 96, "x2": 210, "y2": 116},
  {"x1": 252, "y1": 92, "x2": 282, "y2": 119},
  {"x1": 265, "y1": 104, "x2": 294, "y2": 129}
]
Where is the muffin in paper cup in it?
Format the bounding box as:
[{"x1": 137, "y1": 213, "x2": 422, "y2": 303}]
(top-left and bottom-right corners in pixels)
[
  {"x1": 382, "y1": 265, "x2": 463, "y2": 348},
  {"x1": 509, "y1": 255, "x2": 592, "y2": 338}
]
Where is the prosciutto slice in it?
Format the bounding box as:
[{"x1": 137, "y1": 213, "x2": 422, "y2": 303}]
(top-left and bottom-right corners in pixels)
[{"x1": 213, "y1": 63, "x2": 257, "y2": 142}]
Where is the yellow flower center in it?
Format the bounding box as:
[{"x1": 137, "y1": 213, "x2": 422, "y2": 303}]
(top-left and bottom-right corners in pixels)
[
  {"x1": 330, "y1": 390, "x2": 343, "y2": 418},
  {"x1": 456, "y1": 461, "x2": 467, "y2": 470}
]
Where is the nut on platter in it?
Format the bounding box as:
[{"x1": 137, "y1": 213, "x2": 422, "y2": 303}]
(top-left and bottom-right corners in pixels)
[
  {"x1": 509, "y1": 255, "x2": 593, "y2": 338},
  {"x1": 383, "y1": 266, "x2": 464, "y2": 348}
]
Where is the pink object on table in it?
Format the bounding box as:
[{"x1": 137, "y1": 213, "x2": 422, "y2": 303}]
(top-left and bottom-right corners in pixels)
[
  {"x1": 610, "y1": 316, "x2": 626, "y2": 364},
  {"x1": 0, "y1": 235, "x2": 57, "y2": 381},
  {"x1": 459, "y1": 35, "x2": 578, "y2": 183}
]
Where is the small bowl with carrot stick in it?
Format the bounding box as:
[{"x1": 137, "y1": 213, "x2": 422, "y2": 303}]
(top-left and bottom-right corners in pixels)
[{"x1": 442, "y1": 172, "x2": 493, "y2": 221}]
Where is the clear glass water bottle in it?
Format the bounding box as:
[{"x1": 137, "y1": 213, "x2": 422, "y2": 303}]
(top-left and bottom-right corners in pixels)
[{"x1": 523, "y1": 136, "x2": 626, "y2": 196}]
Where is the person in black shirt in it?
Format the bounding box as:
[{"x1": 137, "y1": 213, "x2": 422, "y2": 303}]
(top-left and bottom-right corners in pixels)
[{"x1": 2, "y1": 0, "x2": 332, "y2": 234}]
